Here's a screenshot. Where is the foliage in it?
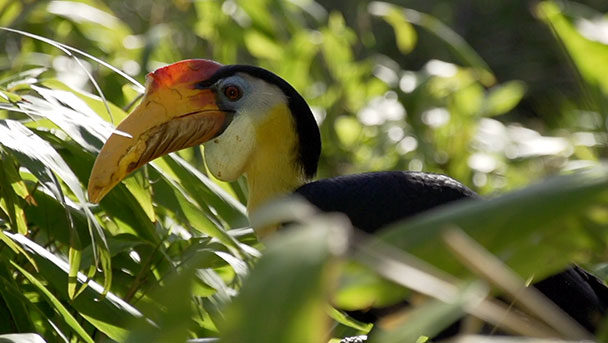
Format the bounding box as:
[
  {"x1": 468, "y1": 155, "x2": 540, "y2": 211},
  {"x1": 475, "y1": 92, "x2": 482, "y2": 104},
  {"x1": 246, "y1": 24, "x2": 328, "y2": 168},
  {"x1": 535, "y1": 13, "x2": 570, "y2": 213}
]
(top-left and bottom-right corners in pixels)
[{"x1": 0, "y1": 0, "x2": 607, "y2": 342}]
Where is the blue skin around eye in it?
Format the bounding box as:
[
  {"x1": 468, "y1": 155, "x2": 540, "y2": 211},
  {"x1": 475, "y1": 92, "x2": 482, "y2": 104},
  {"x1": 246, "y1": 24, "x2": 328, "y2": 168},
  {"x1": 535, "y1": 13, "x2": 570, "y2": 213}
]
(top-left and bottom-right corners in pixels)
[{"x1": 215, "y1": 75, "x2": 251, "y2": 111}]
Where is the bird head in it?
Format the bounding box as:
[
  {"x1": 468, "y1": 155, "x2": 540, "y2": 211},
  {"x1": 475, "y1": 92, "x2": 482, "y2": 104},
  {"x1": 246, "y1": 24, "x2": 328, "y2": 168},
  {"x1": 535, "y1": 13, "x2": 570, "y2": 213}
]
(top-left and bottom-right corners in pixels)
[{"x1": 88, "y1": 59, "x2": 321, "y2": 210}]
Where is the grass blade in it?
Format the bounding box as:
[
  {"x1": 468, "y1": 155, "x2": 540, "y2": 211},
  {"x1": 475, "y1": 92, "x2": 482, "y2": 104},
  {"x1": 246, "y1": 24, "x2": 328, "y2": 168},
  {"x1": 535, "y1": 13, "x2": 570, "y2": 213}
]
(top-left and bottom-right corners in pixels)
[
  {"x1": 378, "y1": 166, "x2": 608, "y2": 278},
  {"x1": 5, "y1": 232, "x2": 150, "y2": 342}
]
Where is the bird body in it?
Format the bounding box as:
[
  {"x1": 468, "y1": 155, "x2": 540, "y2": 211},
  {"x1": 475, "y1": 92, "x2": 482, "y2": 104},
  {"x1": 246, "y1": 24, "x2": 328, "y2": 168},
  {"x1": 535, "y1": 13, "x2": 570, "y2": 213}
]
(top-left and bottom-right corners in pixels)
[
  {"x1": 295, "y1": 171, "x2": 477, "y2": 233},
  {"x1": 87, "y1": 59, "x2": 608, "y2": 336}
]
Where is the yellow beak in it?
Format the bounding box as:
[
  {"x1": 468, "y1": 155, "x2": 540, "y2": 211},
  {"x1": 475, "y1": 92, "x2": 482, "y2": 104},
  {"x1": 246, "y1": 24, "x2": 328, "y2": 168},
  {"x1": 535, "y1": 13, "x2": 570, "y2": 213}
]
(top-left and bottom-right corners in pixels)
[{"x1": 88, "y1": 59, "x2": 230, "y2": 203}]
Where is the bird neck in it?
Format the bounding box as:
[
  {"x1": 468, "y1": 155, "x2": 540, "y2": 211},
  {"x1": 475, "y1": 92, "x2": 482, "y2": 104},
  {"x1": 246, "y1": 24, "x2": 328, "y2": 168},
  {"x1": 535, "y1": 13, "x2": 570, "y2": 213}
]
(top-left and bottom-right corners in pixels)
[{"x1": 244, "y1": 103, "x2": 307, "y2": 213}]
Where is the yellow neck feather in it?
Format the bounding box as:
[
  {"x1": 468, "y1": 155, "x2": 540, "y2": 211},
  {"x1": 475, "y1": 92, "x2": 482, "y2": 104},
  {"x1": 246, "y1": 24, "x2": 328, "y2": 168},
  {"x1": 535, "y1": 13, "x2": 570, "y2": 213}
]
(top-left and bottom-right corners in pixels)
[{"x1": 245, "y1": 103, "x2": 306, "y2": 213}]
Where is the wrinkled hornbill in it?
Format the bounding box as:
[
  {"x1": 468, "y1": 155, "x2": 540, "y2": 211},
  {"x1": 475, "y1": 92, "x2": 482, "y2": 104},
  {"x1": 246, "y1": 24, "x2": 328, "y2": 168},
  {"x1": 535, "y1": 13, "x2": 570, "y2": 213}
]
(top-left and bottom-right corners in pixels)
[{"x1": 88, "y1": 59, "x2": 608, "y2": 336}]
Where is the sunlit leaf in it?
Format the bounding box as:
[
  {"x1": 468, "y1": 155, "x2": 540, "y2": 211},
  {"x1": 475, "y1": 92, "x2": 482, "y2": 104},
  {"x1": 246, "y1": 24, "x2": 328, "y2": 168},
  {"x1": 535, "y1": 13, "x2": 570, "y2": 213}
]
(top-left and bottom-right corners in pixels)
[
  {"x1": 537, "y1": 1, "x2": 608, "y2": 96},
  {"x1": 160, "y1": 155, "x2": 247, "y2": 227},
  {"x1": 5, "y1": 232, "x2": 150, "y2": 342},
  {"x1": 0, "y1": 333, "x2": 46, "y2": 343},
  {"x1": 68, "y1": 247, "x2": 82, "y2": 299},
  {"x1": 149, "y1": 164, "x2": 243, "y2": 253},
  {"x1": 333, "y1": 266, "x2": 407, "y2": 311},
  {"x1": 244, "y1": 31, "x2": 284, "y2": 60},
  {"x1": 382, "y1": 8, "x2": 417, "y2": 54},
  {"x1": 0, "y1": 120, "x2": 105, "y2": 249},
  {"x1": 0, "y1": 152, "x2": 28, "y2": 234},
  {"x1": 0, "y1": 89, "x2": 21, "y2": 103},
  {"x1": 482, "y1": 80, "x2": 527, "y2": 117},
  {"x1": 10, "y1": 262, "x2": 94, "y2": 343}
]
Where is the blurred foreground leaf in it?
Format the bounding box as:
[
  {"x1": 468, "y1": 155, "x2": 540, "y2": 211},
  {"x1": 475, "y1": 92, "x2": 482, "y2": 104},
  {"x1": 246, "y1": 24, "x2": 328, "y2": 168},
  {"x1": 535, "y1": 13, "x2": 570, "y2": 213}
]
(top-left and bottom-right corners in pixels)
[
  {"x1": 220, "y1": 215, "x2": 351, "y2": 343},
  {"x1": 378, "y1": 166, "x2": 608, "y2": 278}
]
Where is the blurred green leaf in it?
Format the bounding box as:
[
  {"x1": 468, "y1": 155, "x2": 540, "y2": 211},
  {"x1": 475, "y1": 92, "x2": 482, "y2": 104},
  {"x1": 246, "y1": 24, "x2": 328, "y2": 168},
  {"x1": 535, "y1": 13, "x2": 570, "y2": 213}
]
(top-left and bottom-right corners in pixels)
[
  {"x1": 379, "y1": 166, "x2": 608, "y2": 278},
  {"x1": 333, "y1": 262, "x2": 407, "y2": 310},
  {"x1": 220, "y1": 217, "x2": 349, "y2": 343},
  {"x1": 368, "y1": 283, "x2": 486, "y2": 343},
  {"x1": 382, "y1": 8, "x2": 417, "y2": 54},
  {"x1": 537, "y1": 1, "x2": 608, "y2": 97},
  {"x1": 244, "y1": 31, "x2": 284, "y2": 60},
  {"x1": 0, "y1": 89, "x2": 21, "y2": 103},
  {"x1": 335, "y1": 116, "x2": 363, "y2": 147},
  {"x1": 10, "y1": 262, "x2": 94, "y2": 343},
  {"x1": 482, "y1": 81, "x2": 527, "y2": 117}
]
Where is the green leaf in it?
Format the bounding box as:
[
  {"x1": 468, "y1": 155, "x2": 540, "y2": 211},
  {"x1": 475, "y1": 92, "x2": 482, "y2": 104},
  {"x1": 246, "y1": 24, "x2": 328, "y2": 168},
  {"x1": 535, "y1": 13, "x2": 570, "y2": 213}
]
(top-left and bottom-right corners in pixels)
[
  {"x1": 99, "y1": 246, "x2": 113, "y2": 295},
  {"x1": 378, "y1": 166, "x2": 608, "y2": 278},
  {"x1": 10, "y1": 262, "x2": 94, "y2": 343},
  {"x1": 369, "y1": 283, "x2": 485, "y2": 343},
  {"x1": 160, "y1": 155, "x2": 247, "y2": 228},
  {"x1": 22, "y1": 188, "x2": 91, "y2": 249},
  {"x1": 41, "y1": 132, "x2": 159, "y2": 244},
  {"x1": 96, "y1": 181, "x2": 159, "y2": 244},
  {"x1": 333, "y1": 262, "x2": 407, "y2": 310},
  {"x1": 125, "y1": 245, "x2": 229, "y2": 343},
  {"x1": 0, "y1": 230, "x2": 37, "y2": 269},
  {"x1": 0, "y1": 333, "x2": 46, "y2": 343},
  {"x1": 40, "y1": 79, "x2": 131, "y2": 128},
  {"x1": 0, "y1": 274, "x2": 36, "y2": 333},
  {"x1": 0, "y1": 119, "x2": 105, "y2": 251},
  {"x1": 482, "y1": 80, "x2": 527, "y2": 117},
  {"x1": 0, "y1": 89, "x2": 22, "y2": 103},
  {"x1": 537, "y1": 1, "x2": 608, "y2": 96},
  {"x1": 244, "y1": 31, "x2": 284, "y2": 60},
  {"x1": 149, "y1": 164, "x2": 243, "y2": 253},
  {"x1": 5, "y1": 232, "x2": 151, "y2": 342},
  {"x1": 382, "y1": 8, "x2": 417, "y2": 54},
  {"x1": 68, "y1": 247, "x2": 81, "y2": 299},
  {"x1": 24, "y1": 84, "x2": 113, "y2": 152},
  {"x1": 123, "y1": 175, "x2": 155, "y2": 222},
  {"x1": 220, "y1": 216, "x2": 349, "y2": 343},
  {"x1": 0, "y1": 153, "x2": 28, "y2": 234}
]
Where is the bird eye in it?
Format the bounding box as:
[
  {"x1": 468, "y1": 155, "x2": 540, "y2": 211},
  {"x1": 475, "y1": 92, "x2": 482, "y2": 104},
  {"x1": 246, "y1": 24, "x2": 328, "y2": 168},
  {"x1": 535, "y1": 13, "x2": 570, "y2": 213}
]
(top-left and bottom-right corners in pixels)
[{"x1": 223, "y1": 85, "x2": 242, "y2": 101}]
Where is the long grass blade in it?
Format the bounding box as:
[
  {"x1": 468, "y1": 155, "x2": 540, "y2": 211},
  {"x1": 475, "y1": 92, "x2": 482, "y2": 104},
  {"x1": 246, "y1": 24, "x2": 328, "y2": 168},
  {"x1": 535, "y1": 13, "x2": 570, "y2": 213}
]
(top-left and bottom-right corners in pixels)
[
  {"x1": 352, "y1": 233, "x2": 560, "y2": 338},
  {"x1": 0, "y1": 27, "x2": 145, "y2": 92},
  {"x1": 442, "y1": 228, "x2": 592, "y2": 340},
  {"x1": 10, "y1": 262, "x2": 94, "y2": 343}
]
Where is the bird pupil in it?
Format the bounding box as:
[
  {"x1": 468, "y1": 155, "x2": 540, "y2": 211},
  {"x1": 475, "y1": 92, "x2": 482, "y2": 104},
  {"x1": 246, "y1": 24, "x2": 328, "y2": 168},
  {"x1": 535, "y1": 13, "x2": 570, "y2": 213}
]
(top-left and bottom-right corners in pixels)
[{"x1": 225, "y1": 85, "x2": 240, "y2": 100}]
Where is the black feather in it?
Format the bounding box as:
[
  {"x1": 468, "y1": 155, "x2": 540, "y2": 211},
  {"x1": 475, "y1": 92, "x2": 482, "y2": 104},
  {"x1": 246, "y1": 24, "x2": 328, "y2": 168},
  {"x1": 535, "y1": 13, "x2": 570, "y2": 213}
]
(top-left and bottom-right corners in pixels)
[{"x1": 295, "y1": 171, "x2": 477, "y2": 233}]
